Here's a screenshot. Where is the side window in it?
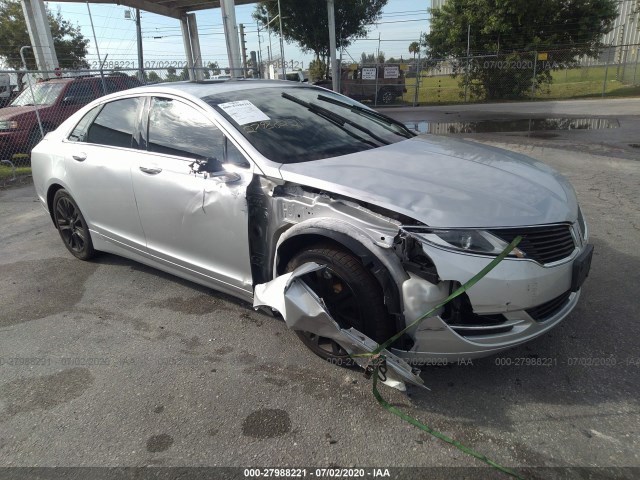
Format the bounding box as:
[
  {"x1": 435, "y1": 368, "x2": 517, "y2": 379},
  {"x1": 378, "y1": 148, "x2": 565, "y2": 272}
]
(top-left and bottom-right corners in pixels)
[
  {"x1": 63, "y1": 82, "x2": 97, "y2": 105},
  {"x1": 103, "y1": 77, "x2": 126, "y2": 94},
  {"x1": 86, "y1": 97, "x2": 141, "y2": 148},
  {"x1": 148, "y1": 97, "x2": 224, "y2": 161},
  {"x1": 68, "y1": 105, "x2": 102, "y2": 142}
]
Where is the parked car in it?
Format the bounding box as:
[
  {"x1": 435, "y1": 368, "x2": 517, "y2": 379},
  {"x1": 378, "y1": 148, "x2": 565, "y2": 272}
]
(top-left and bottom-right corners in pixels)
[
  {"x1": 341, "y1": 64, "x2": 407, "y2": 104},
  {"x1": 31, "y1": 80, "x2": 592, "y2": 369},
  {"x1": 0, "y1": 73, "x2": 18, "y2": 109},
  {"x1": 0, "y1": 74, "x2": 141, "y2": 160}
]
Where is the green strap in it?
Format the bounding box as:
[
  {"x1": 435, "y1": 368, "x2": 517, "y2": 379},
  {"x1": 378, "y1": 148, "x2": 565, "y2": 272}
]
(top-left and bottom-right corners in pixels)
[
  {"x1": 357, "y1": 236, "x2": 524, "y2": 478},
  {"x1": 371, "y1": 358, "x2": 523, "y2": 479},
  {"x1": 353, "y1": 235, "x2": 522, "y2": 358}
]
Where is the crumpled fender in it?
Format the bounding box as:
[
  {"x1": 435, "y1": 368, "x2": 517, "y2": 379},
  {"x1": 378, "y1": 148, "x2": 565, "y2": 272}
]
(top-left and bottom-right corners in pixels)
[{"x1": 253, "y1": 262, "x2": 426, "y2": 391}]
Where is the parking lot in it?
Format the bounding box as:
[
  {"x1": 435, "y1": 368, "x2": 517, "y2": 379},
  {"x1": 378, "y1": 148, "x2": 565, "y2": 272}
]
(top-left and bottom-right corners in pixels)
[{"x1": 0, "y1": 99, "x2": 639, "y2": 479}]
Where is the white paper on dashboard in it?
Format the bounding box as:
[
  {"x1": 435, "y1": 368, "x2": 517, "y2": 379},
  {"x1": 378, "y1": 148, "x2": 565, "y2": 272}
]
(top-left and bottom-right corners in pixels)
[{"x1": 217, "y1": 100, "x2": 270, "y2": 125}]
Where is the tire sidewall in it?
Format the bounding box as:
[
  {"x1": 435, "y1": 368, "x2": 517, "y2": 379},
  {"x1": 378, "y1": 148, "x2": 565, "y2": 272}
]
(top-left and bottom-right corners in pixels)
[{"x1": 53, "y1": 189, "x2": 95, "y2": 261}]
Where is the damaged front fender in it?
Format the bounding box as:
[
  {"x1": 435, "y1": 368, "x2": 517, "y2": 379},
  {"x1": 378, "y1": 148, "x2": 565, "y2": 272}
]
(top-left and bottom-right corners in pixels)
[{"x1": 253, "y1": 262, "x2": 426, "y2": 391}]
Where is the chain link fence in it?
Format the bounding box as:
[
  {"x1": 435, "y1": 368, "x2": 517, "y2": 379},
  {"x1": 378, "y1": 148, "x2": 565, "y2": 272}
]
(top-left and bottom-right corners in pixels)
[
  {"x1": 1, "y1": 44, "x2": 638, "y2": 177},
  {"x1": 409, "y1": 42, "x2": 640, "y2": 106}
]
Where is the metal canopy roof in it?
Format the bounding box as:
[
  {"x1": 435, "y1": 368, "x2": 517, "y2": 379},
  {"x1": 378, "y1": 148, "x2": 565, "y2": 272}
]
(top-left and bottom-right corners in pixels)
[{"x1": 50, "y1": 0, "x2": 257, "y2": 19}]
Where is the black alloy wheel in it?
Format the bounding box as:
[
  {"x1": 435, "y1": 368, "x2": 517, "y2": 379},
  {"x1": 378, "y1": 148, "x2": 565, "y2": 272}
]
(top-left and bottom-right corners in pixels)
[{"x1": 52, "y1": 189, "x2": 95, "y2": 260}]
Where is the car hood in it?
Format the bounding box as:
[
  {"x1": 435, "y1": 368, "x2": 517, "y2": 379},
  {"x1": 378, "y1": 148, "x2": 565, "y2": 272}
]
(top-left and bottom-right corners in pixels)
[
  {"x1": 0, "y1": 105, "x2": 40, "y2": 120},
  {"x1": 279, "y1": 135, "x2": 578, "y2": 228}
]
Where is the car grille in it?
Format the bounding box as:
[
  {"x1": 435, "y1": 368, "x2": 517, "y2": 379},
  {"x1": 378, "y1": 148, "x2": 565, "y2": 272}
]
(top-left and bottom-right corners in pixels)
[
  {"x1": 526, "y1": 290, "x2": 572, "y2": 322},
  {"x1": 489, "y1": 224, "x2": 575, "y2": 264}
]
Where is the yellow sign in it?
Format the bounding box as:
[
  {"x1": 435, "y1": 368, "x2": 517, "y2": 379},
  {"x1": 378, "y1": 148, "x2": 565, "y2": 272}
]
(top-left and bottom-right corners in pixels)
[
  {"x1": 537, "y1": 52, "x2": 548, "y2": 61},
  {"x1": 399, "y1": 64, "x2": 409, "y2": 71},
  {"x1": 348, "y1": 63, "x2": 358, "y2": 71}
]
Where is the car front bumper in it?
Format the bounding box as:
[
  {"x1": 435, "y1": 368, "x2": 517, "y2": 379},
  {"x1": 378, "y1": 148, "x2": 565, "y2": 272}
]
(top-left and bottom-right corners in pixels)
[{"x1": 392, "y1": 240, "x2": 591, "y2": 363}]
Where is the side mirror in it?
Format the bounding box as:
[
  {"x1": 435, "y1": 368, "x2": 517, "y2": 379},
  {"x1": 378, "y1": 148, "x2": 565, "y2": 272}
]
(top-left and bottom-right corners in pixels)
[
  {"x1": 62, "y1": 95, "x2": 78, "y2": 105},
  {"x1": 209, "y1": 170, "x2": 241, "y2": 184}
]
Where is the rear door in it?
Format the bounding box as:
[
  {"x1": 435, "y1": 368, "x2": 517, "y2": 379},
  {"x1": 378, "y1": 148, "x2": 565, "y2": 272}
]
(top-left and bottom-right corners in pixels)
[
  {"x1": 130, "y1": 96, "x2": 253, "y2": 296},
  {"x1": 63, "y1": 96, "x2": 147, "y2": 251}
]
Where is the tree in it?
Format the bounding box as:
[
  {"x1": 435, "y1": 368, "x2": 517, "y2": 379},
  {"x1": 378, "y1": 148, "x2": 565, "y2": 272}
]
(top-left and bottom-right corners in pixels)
[
  {"x1": 408, "y1": 41, "x2": 420, "y2": 60},
  {"x1": 0, "y1": 0, "x2": 89, "y2": 71},
  {"x1": 423, "y1": 0, "x2": 618, "y2": 99},
  {"x1": 254, "y1": 0, "x2": 387, "y2": 77},
  {"x1": 207, "y1": 61, "x2": 220, "y2": 75},
  {"x1": 147, "y1": 71, "x2": 161, "y2": 83},
  {"x1": 165, "y1": 67, "x2": 179, "y2": 82}
]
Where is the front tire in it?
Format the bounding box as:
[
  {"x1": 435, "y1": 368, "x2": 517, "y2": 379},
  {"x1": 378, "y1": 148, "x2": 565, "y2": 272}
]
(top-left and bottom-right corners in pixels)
[
  {"x1": 52, "y1": 189, "x2": 95, "y2": 261},
  {"x1": 286, "y1": 243, "x2": 393, "y2": 366}
]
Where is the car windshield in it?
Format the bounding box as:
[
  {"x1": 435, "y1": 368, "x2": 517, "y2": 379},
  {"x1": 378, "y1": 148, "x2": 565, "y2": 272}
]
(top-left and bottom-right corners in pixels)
[
  {"x1": 204, "y1": 86, "x2": 414, "y2": 164},
  {"x1": 11, "y1": 82, "x2": 65, "y2": 106}
]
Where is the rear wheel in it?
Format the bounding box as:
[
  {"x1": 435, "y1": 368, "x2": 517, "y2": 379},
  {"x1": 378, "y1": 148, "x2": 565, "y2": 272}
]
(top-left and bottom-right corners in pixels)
[
  {"x1": 377, "y1": 88, "x2": 395, "y2": 105},
  {"x1": 52, "y1": 189, "x2": 96, "y2": 261},
  {"x1": 285, "y1": 243, "x2": 393, "y2": 366}
]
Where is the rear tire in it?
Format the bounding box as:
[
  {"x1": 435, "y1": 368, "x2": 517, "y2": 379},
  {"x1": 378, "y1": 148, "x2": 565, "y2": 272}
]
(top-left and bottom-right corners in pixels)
[
  {"x1": 286, "y1": 243, "x2": 393, "y2": 366},
  {"x1": 377, "y1": 88, "x2": 395, "y2": 105},
  {"x1": 52, "y1": 189, "x2": 96, "y2": 261}
]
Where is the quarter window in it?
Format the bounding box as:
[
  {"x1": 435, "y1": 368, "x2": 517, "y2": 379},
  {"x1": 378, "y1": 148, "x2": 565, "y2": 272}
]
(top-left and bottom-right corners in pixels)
[
  {"x1": 68, "y1": 105, "x2": 102, "y2": 142},
  {"x1": 86, "y1": 97, "x2": 141, "y2": 148}
]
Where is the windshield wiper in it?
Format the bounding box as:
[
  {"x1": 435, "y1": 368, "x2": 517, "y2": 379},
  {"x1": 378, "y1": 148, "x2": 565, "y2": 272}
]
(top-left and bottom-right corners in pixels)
[
  {"x1": 281, "y1": 92, "x2": 390, "y2": 146},
  {"x1": 316, "y1": 94, "x2": 415, "y2": 139}
]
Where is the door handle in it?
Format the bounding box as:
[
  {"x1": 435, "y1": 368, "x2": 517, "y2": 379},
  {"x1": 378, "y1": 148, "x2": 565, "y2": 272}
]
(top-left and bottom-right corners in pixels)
[
  {"x1": 139, "y1": 165, "x2": 162, "y2": 175},
  {"x1": 72, "y1": 152, "x2": 87, "y2": 162}
]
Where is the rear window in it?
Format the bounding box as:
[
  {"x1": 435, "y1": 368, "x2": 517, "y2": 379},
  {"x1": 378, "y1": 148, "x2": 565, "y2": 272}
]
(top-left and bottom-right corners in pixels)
[{"x1": 203, "y1": 86, "x2": 413, "y2": 164}]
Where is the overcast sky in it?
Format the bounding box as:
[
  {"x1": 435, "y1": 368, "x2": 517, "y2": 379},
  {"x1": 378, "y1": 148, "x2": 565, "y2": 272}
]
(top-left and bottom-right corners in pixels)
[{"x1": 47, "y1": 0, "x2": 431, "y2": 70}]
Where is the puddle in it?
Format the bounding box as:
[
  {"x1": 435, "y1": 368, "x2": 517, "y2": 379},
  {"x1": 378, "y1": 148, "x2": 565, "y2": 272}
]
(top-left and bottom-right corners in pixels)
[{"x1": 406, "y1": 117, "x2": 620, "y2": 135}]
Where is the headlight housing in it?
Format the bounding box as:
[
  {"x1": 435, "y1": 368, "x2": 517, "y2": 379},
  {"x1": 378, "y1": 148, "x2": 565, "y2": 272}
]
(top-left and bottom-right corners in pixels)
[
  {"x1": 0, "y1": 120, "x2": 18, "y2": 130},
  {"x1": 411, "y1": 229, "x2": 525, "y2": 257}
]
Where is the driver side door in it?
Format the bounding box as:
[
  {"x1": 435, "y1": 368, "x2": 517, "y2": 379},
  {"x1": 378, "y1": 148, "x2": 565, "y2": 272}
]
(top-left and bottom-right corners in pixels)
[{"x1": 130, "y1": 96, "x2": 254, "y2": 298}]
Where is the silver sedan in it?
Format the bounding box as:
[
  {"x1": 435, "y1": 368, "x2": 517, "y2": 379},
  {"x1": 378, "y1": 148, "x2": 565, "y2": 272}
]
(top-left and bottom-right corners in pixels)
[{"x1": 31, "y1": 80, "x2": 593, "y2": 378}]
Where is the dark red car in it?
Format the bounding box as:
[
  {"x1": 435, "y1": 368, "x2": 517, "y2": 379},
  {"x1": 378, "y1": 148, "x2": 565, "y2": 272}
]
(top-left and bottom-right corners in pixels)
[{"x1": 0, "y1": 74, "x2": 141, "y2": 160}]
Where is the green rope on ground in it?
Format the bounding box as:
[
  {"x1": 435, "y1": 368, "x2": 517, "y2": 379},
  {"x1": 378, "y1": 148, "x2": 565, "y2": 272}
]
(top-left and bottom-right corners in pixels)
[
  {"x1": 371, "y1": 358, "x2": 523, "y2": 479},
  {"x1": 356, "y1": 236, "x2": 524, "y2": 478}
]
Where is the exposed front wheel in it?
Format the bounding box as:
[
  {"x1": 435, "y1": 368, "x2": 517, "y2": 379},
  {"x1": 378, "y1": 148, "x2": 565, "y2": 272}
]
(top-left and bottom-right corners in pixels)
[
  {"x1": 52, "y1": 189, "x2": 96, "y2": 261},
  {"x1": 286, "y1": 243, "x2": 393, "y2": 366}
]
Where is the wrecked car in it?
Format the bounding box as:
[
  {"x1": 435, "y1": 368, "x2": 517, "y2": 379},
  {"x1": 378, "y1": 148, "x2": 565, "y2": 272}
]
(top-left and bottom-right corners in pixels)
[{"x1": 31, "y1": 80, "x2": 593, "y2": 374}]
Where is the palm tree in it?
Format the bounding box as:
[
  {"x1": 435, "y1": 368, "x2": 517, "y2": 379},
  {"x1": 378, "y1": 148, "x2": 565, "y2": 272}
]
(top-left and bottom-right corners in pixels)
[{"x1": 408, "y1": 41, "x2": 420, "y2": 61}]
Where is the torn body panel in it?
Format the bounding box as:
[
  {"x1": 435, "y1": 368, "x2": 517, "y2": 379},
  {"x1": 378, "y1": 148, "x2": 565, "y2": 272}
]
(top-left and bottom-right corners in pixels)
[
  {"x1": 253, "y1": 263, "x2": 425, "y2": 391},
  {"x1": 247, "y1": 178, "x2": 414, "y2": 339}
]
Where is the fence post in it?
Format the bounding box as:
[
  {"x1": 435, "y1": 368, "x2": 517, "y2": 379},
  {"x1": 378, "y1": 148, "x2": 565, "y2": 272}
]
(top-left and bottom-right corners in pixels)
[
  {"x1": 414, "y1": 51, "x2": 421, "y2": 106},
  {"x1": 634, "y1": 45, "x2": 639, "y2": 85},
  {"x1": 464, "y1": 24, "x2": 470, "y2": 103},
  {"x1": 602, "y1": 46, "x2": 611, "y2": 97},
  {"x1": 531, "y1": 51, "x2": 538, "y2": 97}
]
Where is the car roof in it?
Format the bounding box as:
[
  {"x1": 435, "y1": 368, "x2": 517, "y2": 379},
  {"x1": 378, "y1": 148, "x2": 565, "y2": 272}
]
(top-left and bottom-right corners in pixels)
[{"x1": 124, "y1": 79, "x2": 307, "y2": 99}]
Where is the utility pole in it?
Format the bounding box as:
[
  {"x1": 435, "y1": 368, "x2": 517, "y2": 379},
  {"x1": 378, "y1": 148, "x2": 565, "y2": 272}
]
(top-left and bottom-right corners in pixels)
[
  {"x1": 327, "y1": 0, "x2": 338, "y2": 91},
  {"x1": 277, "y1": 0, "x2": 286, "y2": 78},
  {"x1": 135, "y1": 9, "x2": 144, "y2": 81},
  {"x1": 239, "y1": 23, "x2": 248, "y2": 77},
  {"x1": 127, "y1": 8, "x2": 144, "y2": 81}
]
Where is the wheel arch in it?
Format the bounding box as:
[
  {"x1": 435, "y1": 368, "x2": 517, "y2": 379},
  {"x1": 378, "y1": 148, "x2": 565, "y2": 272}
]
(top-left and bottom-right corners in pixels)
[
  {"x1": 46, "y1": 183, "x2": 65, "y2": 225},
  {"x1": 274, "y1": 222, "x2": 410, "y2": 342}
]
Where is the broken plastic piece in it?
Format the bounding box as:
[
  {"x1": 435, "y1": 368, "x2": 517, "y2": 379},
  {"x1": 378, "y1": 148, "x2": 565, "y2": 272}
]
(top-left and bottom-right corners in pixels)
[{"x1": 253, "y1": 262, "x2": 426, "y2": 391}]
